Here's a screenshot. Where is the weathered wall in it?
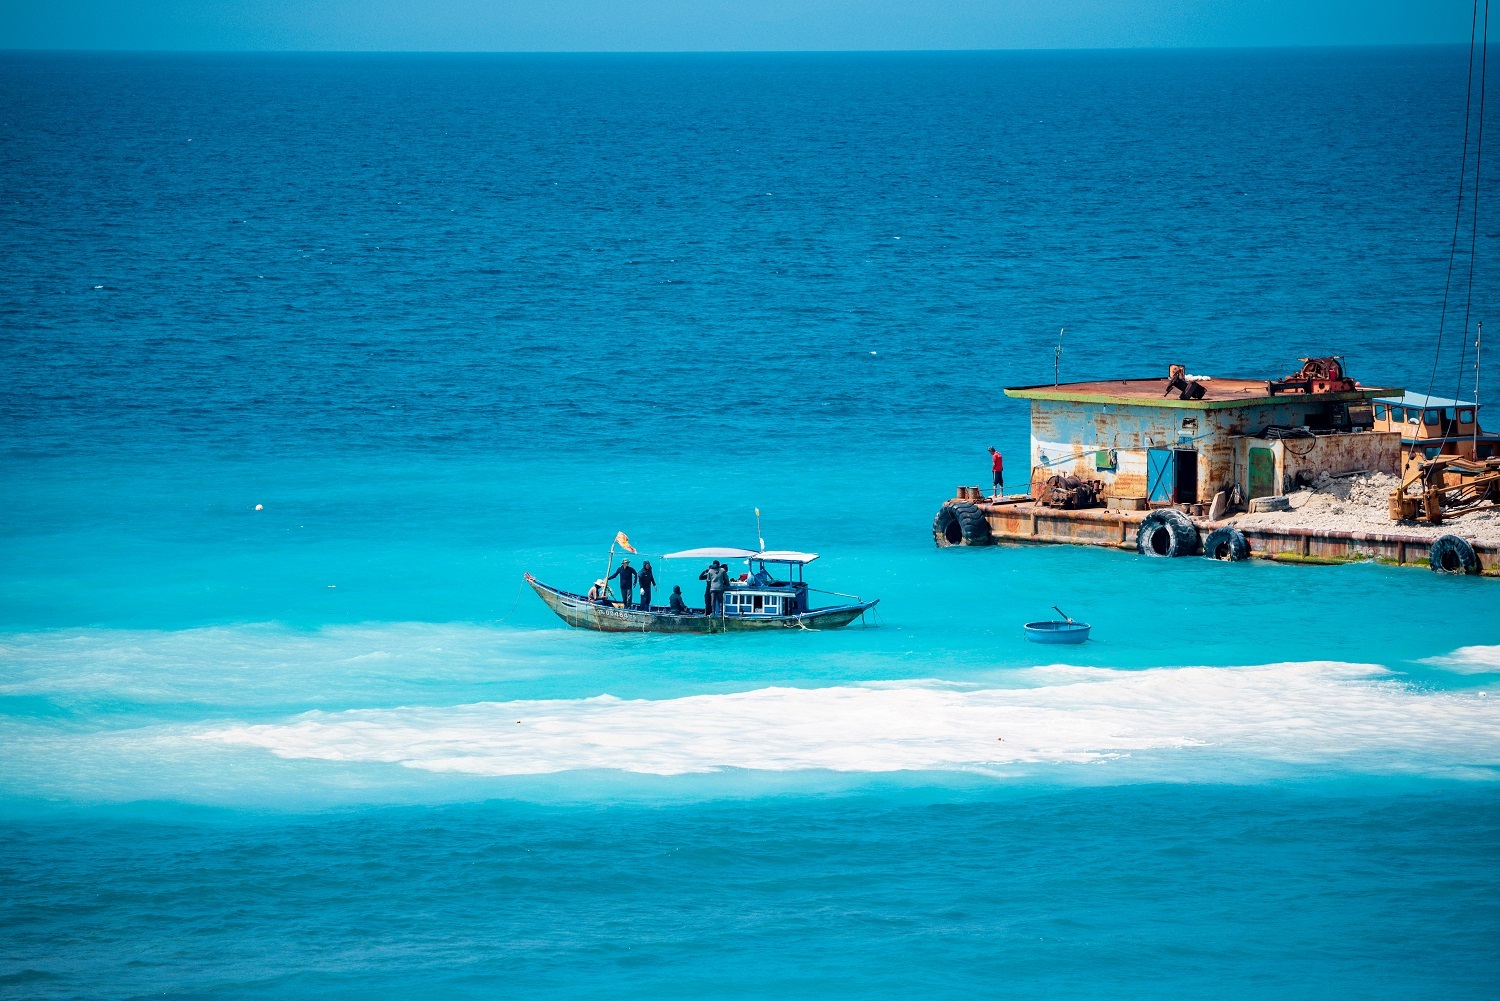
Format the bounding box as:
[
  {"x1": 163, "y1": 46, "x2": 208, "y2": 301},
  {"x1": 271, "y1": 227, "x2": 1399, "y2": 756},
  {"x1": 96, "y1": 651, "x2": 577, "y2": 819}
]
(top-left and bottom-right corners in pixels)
[
  {"x1": 1028, "y1": 400, "x2": 1188, "y2": 498},
  {"x1": 1030, "y1": 399, "x2": 1399, "y2": 501},
  {"x1": 1231, "y1": 431, "x2": 1402, "y2": 496},
  {"x1": 1280, "y1": 431, "x2": 1401, "y2": 488}
]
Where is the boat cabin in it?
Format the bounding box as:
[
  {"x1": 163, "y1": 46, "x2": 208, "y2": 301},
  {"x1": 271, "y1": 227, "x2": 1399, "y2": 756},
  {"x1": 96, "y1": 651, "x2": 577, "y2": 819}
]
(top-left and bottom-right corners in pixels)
[
  {"x1": 662, "y1": 547, "x2": 816, "y2": 616},
  {"x1": 722, "y1": 588, "x2": 795, "y2": 617},
  {"x1": 1373, "y1": 393, "x2": 1499, "y2": 473}
]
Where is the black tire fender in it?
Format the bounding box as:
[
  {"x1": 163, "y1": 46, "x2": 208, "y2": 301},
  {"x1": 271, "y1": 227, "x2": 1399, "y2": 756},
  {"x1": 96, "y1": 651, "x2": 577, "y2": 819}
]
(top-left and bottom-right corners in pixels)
[
  {"x1": 1136, "y1": 509, "x2": 1200, "y2": 558},
  {"x1": 1202, "y1": 525, "x2": 1250, "y2": 561},
  {"x1": 1429, "y1": 534, "x2": 1479, "y2": 575},
  {"x1": 933, "y1": 501, "x2": 991, "y2": 547}
]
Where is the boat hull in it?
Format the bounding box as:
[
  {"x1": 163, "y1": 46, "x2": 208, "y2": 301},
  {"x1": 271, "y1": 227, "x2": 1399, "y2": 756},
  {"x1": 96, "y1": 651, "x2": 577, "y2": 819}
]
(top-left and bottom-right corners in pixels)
[{"x1": 525, "y1": 575, "x2": 877, "y2": 633}]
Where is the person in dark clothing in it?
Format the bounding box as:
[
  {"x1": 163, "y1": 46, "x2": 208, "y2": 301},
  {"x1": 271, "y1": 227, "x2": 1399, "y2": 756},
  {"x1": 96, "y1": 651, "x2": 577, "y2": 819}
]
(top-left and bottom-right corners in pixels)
[
  {"x1": 667, "y1": 586, "x2": 689, "y2": 614},
  {"x1": 636, "y1": 561, "x2": 657, "y2": 610},
  {"x1": 709, "y1": 563, "x2": 730, "y2": 613},
  {"x1": 699, "y1": 560, "x2": 722, "y2": 615},
  {"x1": 607, "y1": 559, "x2": 637, "y2": 608}
]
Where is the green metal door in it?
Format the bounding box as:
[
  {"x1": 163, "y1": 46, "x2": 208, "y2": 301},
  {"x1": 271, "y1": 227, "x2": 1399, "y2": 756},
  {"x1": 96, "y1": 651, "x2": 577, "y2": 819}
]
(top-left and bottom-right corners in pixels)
[{"x1": 1248, "y1": 447, "x2": 1275, "y2": 499}]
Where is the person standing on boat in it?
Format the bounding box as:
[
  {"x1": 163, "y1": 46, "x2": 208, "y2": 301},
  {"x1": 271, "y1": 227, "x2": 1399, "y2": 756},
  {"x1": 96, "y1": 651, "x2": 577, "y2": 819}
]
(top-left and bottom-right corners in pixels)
[
  {"x1": 607, "y1": 559, "x2": 637, "y2": 607},
  {"x1": 711, "y1": 562, "x2": 730, "y2": 613},
  {"x1": 668, "y1": 586, "x2": 689, "y2": 614},
  {"x1": 699, "y1": 560, "x2": 725, "y2": 615},
  {"x1": 636, "y1": 560, "x2": 657, "y2": 610},
  {"x1": 989, "y1": 446, "x2": 1004, "y2": 499}
]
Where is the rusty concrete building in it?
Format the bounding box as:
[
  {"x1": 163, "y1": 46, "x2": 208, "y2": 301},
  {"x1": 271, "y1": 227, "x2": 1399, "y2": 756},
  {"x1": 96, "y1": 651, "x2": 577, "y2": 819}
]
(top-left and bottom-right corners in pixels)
[{"x1": 1005, "y1": 374, "x2": 1403, "y2": 504}]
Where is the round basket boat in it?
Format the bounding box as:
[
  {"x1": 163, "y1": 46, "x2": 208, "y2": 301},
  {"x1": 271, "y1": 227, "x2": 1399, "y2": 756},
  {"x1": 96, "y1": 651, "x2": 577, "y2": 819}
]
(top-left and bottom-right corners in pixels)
[{"x1": 1023, "y1": 620, "x2": 1091, "y2": 644}]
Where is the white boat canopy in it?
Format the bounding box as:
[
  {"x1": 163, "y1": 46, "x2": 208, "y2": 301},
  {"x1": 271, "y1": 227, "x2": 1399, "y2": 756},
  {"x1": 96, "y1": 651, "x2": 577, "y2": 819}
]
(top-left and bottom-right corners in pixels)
[
  {"x1": 660, "y1": 547, "x2": 819, "y2": 565},
  {"x1": 662, "y1": 547, "x2": 758, "y2": 560},
  {"x1": 751, "y1": 550, "x2": 819, "y2": 564}
]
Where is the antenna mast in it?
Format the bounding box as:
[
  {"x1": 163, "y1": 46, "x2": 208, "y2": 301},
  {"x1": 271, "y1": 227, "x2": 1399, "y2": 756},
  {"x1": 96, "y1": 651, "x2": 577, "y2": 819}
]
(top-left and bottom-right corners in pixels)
[
  {"x1": 1477, "y1": 321, "x2": 1483, "y2": 456},
  {"x1": 1054, "y1": 328, "x2": 1065, "y2": 386}
]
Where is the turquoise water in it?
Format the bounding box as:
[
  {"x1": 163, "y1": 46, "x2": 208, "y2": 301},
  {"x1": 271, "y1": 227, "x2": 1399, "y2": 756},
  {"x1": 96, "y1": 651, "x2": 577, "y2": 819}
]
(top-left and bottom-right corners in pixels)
[{"x1": 3, "y1": 48, "x2": 1500, "y2": 998}]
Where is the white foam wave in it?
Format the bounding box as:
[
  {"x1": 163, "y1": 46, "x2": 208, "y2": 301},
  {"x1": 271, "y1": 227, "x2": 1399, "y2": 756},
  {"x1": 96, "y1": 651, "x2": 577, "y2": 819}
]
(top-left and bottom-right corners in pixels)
[
  {"x1": 1421, "y1": 645, "x2": 1500, "y2": 675},
  {"x1": 0, "y1": 622, "x2": 561, "y2": 707},
  {"x1": 200, "y1": 661, "x2": 1500, "y2": 780}
]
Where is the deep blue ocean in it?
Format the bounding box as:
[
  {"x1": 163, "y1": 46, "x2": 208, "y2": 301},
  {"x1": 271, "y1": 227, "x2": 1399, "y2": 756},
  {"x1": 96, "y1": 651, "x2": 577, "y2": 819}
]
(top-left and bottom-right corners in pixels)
[{"x1": 3, "y1": 47, "x2": 1500, "y2": 999}]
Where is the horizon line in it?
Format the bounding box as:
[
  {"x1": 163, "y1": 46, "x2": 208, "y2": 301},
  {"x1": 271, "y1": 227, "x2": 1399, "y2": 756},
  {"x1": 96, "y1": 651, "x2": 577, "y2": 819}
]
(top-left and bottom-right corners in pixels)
[{"x1": 0, "y1": 41, "x2": 1471, "y2": 56}]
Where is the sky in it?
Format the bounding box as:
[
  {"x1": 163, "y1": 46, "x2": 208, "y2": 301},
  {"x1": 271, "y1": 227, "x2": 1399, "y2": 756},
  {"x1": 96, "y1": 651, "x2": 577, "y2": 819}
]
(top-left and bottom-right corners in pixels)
[{"x1": 0, "y1": 0, "x2": 1479, "y2": 51}]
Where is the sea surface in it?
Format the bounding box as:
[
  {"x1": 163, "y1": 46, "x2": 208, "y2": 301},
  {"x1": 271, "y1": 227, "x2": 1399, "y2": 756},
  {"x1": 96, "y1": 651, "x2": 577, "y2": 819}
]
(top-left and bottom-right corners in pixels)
[{"x1": 3, "y1": 47, "x2": 1500, "y2": 999}]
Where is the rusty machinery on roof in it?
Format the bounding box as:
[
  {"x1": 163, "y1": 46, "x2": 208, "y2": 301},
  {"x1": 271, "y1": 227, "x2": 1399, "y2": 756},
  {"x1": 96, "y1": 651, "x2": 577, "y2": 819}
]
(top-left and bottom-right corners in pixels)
[
  {"x1": 1267, "y1": 357, "x2": 1358, "y2": 396},
  {"x1": 1162, "y1": 364, "x2": 1207, "y2": 401}
]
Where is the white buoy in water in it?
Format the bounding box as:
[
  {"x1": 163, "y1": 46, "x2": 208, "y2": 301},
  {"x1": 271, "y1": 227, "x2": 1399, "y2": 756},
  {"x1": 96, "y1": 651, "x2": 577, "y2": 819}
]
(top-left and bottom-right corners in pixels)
[{"x1": 254, "y1": 503, "x2": 263, "y2": 511}]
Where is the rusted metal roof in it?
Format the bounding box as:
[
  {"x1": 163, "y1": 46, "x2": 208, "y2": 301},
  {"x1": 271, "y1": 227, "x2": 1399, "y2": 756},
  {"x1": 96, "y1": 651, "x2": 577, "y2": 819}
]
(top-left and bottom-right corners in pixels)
[{"x1": 1005, "y1": 377, "x2": 1400, "y2": 409}]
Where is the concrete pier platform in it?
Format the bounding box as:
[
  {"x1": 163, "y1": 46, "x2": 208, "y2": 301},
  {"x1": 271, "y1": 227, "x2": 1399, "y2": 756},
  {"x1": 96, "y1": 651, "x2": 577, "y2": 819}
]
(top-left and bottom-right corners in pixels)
[{"x1": 939, "y1": 495, "x2": 1500, "y2": 574}]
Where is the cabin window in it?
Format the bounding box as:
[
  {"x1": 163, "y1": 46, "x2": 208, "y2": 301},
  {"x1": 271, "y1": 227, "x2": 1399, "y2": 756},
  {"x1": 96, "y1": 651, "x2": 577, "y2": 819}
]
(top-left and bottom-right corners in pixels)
[
  {"x1": 1445, "y1": 407, "x2": 1457, "y2": 422},
  {"x1": 1389, "y1": 406, "x2": 1403, "y2": 422},
  {"x1": 1374, "y1": 404, "x2": 1387, "y2": 420},
  {"x1": 1424, "y1": 409, "x2": 1441, "y2": 425},
  {"x1": 764, "y1": 595, "x2": 779, "y2": 614},
  {"x1": 752, "y1": 594, "x2": 764, "y2": 612},
  {"x1": 1459, "y1": 408, "x2": 1475, "y2": 424},
  {"x1": 1424, "y1": 446, "x2": 1441, "y2": 459}
]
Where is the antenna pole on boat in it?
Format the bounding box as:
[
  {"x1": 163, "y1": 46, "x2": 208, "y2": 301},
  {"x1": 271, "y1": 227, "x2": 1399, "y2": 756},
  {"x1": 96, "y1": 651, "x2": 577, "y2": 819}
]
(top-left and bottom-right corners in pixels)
[
  {"x1": 1054, "y1": 328, "x2": 1065, "y2": 386},
  {"x1": 1477, "y1": 321, "x2": 1484, "y2": 456},
  {"x1": 1416, "y1": 0, "x2": 1484, "y2": 471}
]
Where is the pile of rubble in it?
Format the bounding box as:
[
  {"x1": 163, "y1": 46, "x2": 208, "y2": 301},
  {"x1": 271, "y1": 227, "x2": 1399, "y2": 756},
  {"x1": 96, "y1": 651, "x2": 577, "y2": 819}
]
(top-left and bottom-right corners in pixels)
[{"x1": 1230, "y1": 471, "x2": 1500, "y2": 545}]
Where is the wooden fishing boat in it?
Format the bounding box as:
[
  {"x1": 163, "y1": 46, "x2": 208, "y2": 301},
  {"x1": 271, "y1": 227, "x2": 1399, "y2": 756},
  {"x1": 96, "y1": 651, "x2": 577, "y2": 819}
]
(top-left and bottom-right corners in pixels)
[{"x1": 525, "y1": 548, "x2": 877, "y2": 633}]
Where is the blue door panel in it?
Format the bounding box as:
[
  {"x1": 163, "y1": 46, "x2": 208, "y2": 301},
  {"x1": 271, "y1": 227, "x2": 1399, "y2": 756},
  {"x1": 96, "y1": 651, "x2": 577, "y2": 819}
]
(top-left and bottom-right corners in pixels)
[{"x1": 1147, "y1": 448, "x2": 1175, "y2": 503}]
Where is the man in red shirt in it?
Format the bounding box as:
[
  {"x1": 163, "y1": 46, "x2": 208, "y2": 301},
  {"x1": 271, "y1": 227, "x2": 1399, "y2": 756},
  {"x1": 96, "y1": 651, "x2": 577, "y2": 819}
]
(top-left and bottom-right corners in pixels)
[{"x1": 989, "y1": 447, "x2": 1004, "y2": 499}]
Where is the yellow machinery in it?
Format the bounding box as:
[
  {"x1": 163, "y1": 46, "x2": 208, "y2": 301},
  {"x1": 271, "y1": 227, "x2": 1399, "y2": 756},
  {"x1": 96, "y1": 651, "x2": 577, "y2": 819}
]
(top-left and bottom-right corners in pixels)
[{"x1": 1389, "y1": 456, "x2": 1500, "y2": 523}]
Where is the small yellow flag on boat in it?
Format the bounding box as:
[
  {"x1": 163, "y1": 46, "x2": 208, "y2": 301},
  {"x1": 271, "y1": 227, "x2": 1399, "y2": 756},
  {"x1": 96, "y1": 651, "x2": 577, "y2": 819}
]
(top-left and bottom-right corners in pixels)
[{"x1": 615, "y1": 531, "x2": 636, "y2": 553}]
